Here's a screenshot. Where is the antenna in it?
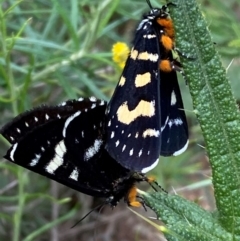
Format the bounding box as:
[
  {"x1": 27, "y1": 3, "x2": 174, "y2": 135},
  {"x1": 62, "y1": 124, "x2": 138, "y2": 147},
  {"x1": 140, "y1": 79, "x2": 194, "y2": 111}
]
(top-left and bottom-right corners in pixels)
[
  {"x1": 71, "y1": 203, "x2": 105, "y2": 229},
  {"x1": 146, "y1": 0, "x2": 153, "y2": 9}
]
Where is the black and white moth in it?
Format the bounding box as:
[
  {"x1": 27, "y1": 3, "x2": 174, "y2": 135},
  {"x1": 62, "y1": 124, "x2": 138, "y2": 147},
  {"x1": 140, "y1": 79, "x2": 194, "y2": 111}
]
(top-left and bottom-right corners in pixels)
[
  {"x1": 0, "y1": 97, "x2": 150, "y2": 207},
  {"x1": 105, "y1": 3, "x2": 189, "y2": 173}
]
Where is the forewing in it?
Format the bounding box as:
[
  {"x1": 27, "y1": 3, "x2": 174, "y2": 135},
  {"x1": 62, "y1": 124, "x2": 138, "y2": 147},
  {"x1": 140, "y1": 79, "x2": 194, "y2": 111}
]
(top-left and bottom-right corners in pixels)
[
  {"x1": 1, "y1": 97, "x2": 104, "y2": 144},
  {"x1": 1, "y1": 99, "x2": 112, "y2": 197},
  {"x1": 105, "y1": 20, "x2": 161, "y2": 173}
]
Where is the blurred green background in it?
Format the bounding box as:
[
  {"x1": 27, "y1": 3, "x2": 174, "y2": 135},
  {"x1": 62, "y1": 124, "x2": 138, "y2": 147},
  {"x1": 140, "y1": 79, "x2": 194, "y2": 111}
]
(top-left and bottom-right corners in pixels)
[{"x1": 0, "y1": 0, "x2": 239, "y2": 240}]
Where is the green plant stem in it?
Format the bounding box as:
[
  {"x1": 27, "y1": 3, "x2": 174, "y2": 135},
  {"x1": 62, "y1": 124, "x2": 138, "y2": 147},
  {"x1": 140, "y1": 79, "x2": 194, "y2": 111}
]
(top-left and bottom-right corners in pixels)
[
  {"x1": 0, "y1": 5, "x2": 17, "y2": 114},
  {"x1": 32, "y1": 49, "x2": 85, "y2": 82},
  {"x1": 13, "y1": 169, "x2": 25, "y2": 241},
  {"x1": 23, "y1": 208, "x2": 78, "y2": 241},
  {"x1": 0, "y1": 3, "x2": 27, "y2": 241},
  {"x1": 32, "y1": 0, "x2": 120, "y2": 82}
]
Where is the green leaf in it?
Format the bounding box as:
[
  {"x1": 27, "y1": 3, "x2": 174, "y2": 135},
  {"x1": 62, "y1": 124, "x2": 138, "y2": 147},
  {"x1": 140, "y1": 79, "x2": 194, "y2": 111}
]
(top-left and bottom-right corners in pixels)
[
  {"x1": 167, "y1": 0, "x2": 240, "y2": 236},
  {"x1": 140, "y1": 191, "x2": 231, "y2": 241},
  {"x1": 138, "y1": 0, "x2": 240, "y2": 240}
]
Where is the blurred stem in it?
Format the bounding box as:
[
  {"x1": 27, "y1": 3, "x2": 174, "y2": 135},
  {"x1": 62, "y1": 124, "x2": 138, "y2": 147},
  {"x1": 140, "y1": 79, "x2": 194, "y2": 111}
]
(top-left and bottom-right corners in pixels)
[
  {"x1": 0, "y1": 5, "x2": 17, "y2": 115},
  {"x1": 32, "y1": 49, "x2": 85, "y2": 82},
  {"x1": 32, "y1": 0, "x2": 120, "y2": 82},
  {"x1": 13, "y1": 169, "x2": 25, "y2": 241},
  {"x1": 0, "y1": 3, "x2": 26, "y2": 241},
  {"x1": 23, "y1": 208, "x2": 78, "y2": 241}
]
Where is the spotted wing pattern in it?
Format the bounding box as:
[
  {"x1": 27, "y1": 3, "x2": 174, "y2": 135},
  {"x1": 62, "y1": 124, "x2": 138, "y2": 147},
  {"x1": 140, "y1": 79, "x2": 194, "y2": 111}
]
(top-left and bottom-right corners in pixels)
[
  {"x1": 105, "y1": 5, "x2": 188, "y2": 173},
  {"x1": 0, "y1": 97, "x2": 147, "y2": 206}
]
